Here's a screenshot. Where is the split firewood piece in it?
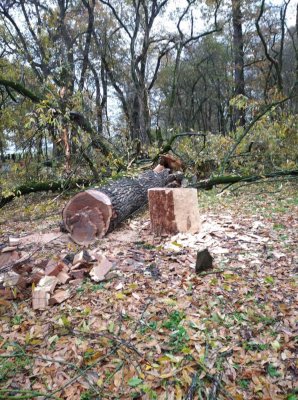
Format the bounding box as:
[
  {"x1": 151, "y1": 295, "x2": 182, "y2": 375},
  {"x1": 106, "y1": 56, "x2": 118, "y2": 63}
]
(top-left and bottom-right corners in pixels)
[
  {"x1": 195, "y1": 249, "x2": 213, "y2": 273},
  {"x1": 45, "y1": 260, "x2": 63, "y2": 276},
  {"x1": 62, "y1": 169, "x2": 174, "y2": 246},
  {"x1": 8, "y1": 237, "x2": 21, "y2": 246},
  {"x1": 37, "y1": 276, "x2": 58, "y2": 293},
  {"x1": 0, "y1": 250, "x2": 20, "y2": 270},
  {"x1": 148, "y1": 188, "x2": 201, "y2": 236},
  {"x1": 32, "y1": 289, "x2": 50, "y2": 310},
  {"x1": 2, "y1": 271, "x2": 26, "y2": 288},
  {"x1": 89, "y1": 254, "x2": 113, "y2": 282},
  {"x1": 56, "y1": 271, "x2": 71, "y2": 284},
  {"x1": 70, "y1": 269, "x2": 86, "y2": 279},
  {"x1": 73, "y1": 250, "x2": 92, "y2": 267},
  {"x1": 49, "y1": 289, "x2": 71, "y2": 305},
  {"x1": 31, "y1": 268, "x2": 45, "y2": 285},
  {"x1": 1, "y1": 246, "x2": 17, "y2": 253},
  {"x1": 32, "y1": 276, "x2": 58, "y2": 310}
]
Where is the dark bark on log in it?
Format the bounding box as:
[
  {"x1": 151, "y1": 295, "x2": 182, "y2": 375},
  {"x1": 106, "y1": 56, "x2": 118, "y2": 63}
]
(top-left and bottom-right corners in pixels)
[
  {"x1": 0, "y1": 179, "x2": 91, "y2": 208},
  {"x1": 63, "y1": 169, "x2": 175, "y2": 245},
  {"x1": 194, "y1": 170, "x2": 298, "y2": 190}
]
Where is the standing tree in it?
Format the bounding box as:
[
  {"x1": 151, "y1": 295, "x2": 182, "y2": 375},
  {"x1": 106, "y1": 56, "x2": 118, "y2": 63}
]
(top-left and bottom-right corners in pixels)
[
  {"x1": 166, "y1": 0, "x2": 222, "y2": 128},
  {"x1": 97, "y1": 0, "x2": 172, "y2": 145},
  {"x1": 255, "y1": 0, "x2": 291, "y2": 95},
  {"x1": 231, "y1": 0, "x2": 246, "y2": 127},
  {"x1": 0, "y1": 0, "x2": 109, "y2": 173}
]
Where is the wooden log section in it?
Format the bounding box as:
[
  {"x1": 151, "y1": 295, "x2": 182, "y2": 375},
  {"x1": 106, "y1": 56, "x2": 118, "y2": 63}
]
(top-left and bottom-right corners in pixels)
[
  {"x1": 63, "y1": 169, "x2": 176, "y2": 245},
  {"x1": 148, "y1": 188, "x2": 201, "y2": 236}
]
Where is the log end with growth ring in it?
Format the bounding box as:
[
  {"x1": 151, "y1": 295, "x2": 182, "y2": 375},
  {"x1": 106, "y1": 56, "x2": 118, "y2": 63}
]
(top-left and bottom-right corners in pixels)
[{"x1": 62, "y1": 190, "x2": 113, "y2": 245}]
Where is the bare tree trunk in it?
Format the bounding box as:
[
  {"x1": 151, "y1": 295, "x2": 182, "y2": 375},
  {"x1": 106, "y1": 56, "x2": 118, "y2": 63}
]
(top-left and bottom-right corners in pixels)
[{"x1": 232, "y1": 0, "x2": 245, "y2": 127}]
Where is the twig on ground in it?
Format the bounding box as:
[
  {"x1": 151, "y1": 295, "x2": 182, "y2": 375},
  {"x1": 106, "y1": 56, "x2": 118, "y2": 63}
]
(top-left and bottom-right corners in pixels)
[
  {"x1": 0, "y1": 389, "x2": 60, "y2": 400},
  {"x1": 184, "y1": 372, "x2": 199, "y2": 400},
  {"x1": 230, "y1": 175, "x2": 298, "y2": 193},
  {"x1": 209, "y1": 373, "x2": 223, "y2": 400}
]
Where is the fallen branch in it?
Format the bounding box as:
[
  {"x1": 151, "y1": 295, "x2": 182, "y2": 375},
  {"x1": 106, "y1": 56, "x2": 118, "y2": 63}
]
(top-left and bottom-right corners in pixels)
[
  {"x1": 229, "y1": 175, "x2": 298, "y2": 193},
  {"x1": 221, "y1": 101, "x2": 290, "y2": 172},
  {"x1": 209, "y1": 373, "x2": 223, "y2": 400},
  {"x1": 193, "y1": 169, "x2": 298, "y2": 190},
  {"x1": 0, "y1": 179, "x2": 91, "y2": 209},
  {"x1": 184, "y1": 372, "x2": 199, "y2": 400},
  {"x1": 152, "y1": 132, "x2": 206, "y2": 162}
]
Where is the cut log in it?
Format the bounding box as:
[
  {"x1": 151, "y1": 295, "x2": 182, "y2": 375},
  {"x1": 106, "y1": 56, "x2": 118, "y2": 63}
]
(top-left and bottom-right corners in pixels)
[
  {"x1": 63, "y1": 169, "x2": 175, "y2": 245},
  {"x1": 148, "y1": 188, "x2": 201, "y2": 236}
]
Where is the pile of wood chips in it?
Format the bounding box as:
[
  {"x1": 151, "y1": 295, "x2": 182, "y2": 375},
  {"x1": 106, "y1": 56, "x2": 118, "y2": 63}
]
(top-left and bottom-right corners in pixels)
[{"x1": 0, "y1": 243, "x2": 113, "y2": 310}]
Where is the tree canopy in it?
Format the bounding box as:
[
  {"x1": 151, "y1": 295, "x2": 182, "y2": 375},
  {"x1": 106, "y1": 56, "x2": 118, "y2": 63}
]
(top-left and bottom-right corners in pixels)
[{"x1": 0, "y1": 0, "x2": 297, "y2": 186}]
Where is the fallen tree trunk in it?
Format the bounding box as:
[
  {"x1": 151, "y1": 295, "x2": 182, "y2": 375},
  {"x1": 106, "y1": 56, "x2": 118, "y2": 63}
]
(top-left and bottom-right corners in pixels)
[
  {"x1": 0, "y1": 154, "x2": 183, "y2": 209},
  {"x1": 194, "y1": 169, "x2": 298, "y2": 190},
  {"x1": 0, "y1": 179, "x2": 91, "y2": 209},
  {"x1": 63, "y1": 169, "x2": 178, "y2": 245}
]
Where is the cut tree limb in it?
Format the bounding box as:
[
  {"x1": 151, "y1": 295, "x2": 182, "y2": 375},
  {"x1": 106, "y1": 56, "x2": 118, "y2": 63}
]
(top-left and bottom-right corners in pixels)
[
  {"x1": 194, "y1": 170, "x2": 298, "y2": 190},
  {"x1": 63, "y1": 169, "x2": 179, "y2": 245}
]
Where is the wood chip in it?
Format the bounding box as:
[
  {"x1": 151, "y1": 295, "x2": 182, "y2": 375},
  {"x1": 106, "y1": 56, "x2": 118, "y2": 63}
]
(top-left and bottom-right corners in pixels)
[
  {"x1": 89, "y1": 255, "x2": 113, "y2": 282},
  {"x1": 37, "y1": 276, "x2": 58, "y2": 294},
  {"x1": 56, "y1": 271, "x2": 71, "y2": 284},
  {"x1": 49, "y1": 289, "x2": 71, "y2": 305},
  {"x1": 32, "y1": 288, "x2": 50, "y2": 310}
]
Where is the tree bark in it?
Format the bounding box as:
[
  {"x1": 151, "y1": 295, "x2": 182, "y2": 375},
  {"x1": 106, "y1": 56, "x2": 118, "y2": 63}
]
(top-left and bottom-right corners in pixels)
[
  {"x1": 62, "y1": 169, "x2": 177, "y2": 245},
  {"x1": 232, "y1": 0, "x2": 245, "y2": 127}
]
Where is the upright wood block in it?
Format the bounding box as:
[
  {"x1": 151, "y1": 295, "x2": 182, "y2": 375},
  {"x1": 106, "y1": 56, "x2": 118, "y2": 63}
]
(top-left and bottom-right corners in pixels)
[{"x1": 148, "y1": 188, "x2": 201, "y2": 235}]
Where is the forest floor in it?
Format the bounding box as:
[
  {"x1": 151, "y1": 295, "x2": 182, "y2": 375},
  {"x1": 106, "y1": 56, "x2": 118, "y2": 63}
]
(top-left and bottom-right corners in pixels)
[{"x1": 0, "y1": 182, "x2": 297, "y2": 400}]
